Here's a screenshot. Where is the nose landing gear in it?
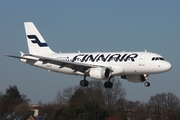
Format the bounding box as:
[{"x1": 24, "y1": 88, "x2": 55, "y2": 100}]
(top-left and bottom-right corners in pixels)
[
  {"x1": 143, "y1": 74, "x2": 150, "y2": 87},
  {"x1": 144, "y1": 82, "x2": 150, "y2": 87}
]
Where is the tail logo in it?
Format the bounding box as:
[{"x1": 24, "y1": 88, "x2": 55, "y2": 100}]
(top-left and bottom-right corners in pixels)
[{"x1": 27, "y1": 35, "x2": 48, "y2": 47}]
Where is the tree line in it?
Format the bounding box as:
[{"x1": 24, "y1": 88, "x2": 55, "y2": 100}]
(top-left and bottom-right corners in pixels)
[{"x1": 0, "y1": 79, "x2": 180, "y2": 120}]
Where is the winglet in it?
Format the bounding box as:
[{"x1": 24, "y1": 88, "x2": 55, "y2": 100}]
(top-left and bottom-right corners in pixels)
[{"x1": 20, "y1": 51, "x2": 24, "y2": 57}]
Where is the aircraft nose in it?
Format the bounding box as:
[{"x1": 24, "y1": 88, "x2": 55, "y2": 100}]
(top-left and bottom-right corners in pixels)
[{"x1": 163, "y1": 61, "x2": 172, "y2": 72}]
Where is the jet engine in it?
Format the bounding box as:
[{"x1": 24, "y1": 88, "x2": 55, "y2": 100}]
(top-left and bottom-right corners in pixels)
[
  {"x1": 89, "y1": 67, "x2": 110, "y2": 80},
  {"x1": 121, "y1": 75, "x2": 146, "y2": 83}
]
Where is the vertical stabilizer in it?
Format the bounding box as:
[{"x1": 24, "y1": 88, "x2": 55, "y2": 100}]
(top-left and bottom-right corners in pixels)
[{"x1": 24, "y1": 22, "x2": 54, "y2": 55}]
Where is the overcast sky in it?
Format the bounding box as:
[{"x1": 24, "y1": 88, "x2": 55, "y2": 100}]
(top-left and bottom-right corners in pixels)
[{"x1": 0, "y1": 1, "x2": 179, "y2": 104}]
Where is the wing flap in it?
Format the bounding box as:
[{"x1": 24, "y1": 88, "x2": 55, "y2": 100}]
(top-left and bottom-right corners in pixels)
[{"x1": 28, "y1": 54, "x2": 98, "y2": 72}]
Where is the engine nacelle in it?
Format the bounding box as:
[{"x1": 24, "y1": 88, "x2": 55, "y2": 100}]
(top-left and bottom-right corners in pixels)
[
  {"x1": 89, "y1": 67, "x2": 110, "y2": 80},
  {"x1": 121, "y1": 75, "x2": 146, "y2": 83}
]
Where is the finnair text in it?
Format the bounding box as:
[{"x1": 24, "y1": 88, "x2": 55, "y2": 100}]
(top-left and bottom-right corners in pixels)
[{"x1": 71, "y1": 53, "x2": 138, "y2": 62}]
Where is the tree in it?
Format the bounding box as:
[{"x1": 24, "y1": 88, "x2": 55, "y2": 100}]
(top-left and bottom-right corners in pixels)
[
  {"x1": 3, "y1": 86, "x2": 22, "y2": 101},
  {"x1": 148, "y1": 92, "x2": 180, "y2": 119},
  {"x1": 55, "y1": 81, "x2": 105, "y2": 107},
  {"x1": 80, "y1": 81, "x2": 106, "y2": 108},
  {"x1": 55, "y1": 86, "x2": 78, "y2": 105},
  {"x1": 44, "y1": 82, "x2": 180, "y2": 119},
  {"x1": 115, "y1": 99, "x2": 149, "y2": 120},
  {"x1": 0, "y1": 91, "x2": 3, "y2": 115},
  {"x1": 0, "y1": 85, "x2": 30, "y2": 113},
  {"x1": 103, "y1": 79, "x2": 126, "y2": 110},
  {"x1": 55, "y1": 79, "x2": 126, "y2": 109},
  {"x1": 14, "y1": 102, "x2": 32, "y2": 114},
  {"x1": 79, "y1": 101, "x2": 108, "y2": 120},
  {"x1": 43, "y1": 102, "x2": 60, "y2": 120},
  {"x1": 106, "y1": 114, "x2": 123, "y2": 120},
  {"x1": 53, "y1": 102, "x2": 108, "y2": 120},
  {"x1": 53, "y1": 80, "x2": 126, "y2": 119}
]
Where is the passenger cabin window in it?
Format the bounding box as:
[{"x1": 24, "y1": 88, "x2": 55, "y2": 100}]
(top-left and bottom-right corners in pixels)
[{"x1": 152, "y1": 57, "x2": 164, "y2": 61}]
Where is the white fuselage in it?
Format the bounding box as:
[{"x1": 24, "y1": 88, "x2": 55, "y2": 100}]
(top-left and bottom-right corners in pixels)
[{"x1": 20, "y1": 51, "x2": 171, "y2": 77}]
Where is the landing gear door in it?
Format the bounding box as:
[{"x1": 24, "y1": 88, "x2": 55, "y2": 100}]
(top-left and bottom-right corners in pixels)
[{"x1": 139, "y1": 54, "x2": 146, "y2": 66}]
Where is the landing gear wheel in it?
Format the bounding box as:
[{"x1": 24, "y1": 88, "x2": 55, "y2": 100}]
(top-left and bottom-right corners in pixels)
[
  {"x1": 104, "y1": 81, "x2": 113, "y2": 88},
  {"x1": 144, "y1": 82, "x2": 150, "y2": 87},
  {"x1": 80, "y1": 79, "x2": 89, "y2": 87}
]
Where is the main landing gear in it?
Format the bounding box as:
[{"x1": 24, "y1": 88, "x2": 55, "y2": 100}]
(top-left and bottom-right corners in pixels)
[
  {"x1": 104, "y1": 77, "x2": 113, "y2": 88},
  {"x1": 104, "y1": 81, "x2": 113, "y2": 88},
  {"x1": 80, "y1": 76, "x2": 89, "y2": 87},
  {"x1": 79, "y1": 76, "x2": 113, "y2": 88}
]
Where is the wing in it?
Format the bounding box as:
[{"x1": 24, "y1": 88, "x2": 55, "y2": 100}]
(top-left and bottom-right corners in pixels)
[
  {"x1": 7, "y1": 54, "x2": 111, "y2": 73},
  {"x1": 30, "y1": 54, "x2": 98, "y2": 73}
]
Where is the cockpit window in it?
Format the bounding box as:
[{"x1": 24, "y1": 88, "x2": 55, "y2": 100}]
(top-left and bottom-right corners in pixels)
[
  {"x1": 159, "y1": 57, "x2": 164, "y2": 60},
  {"x1": 155, "y1": 57, "x2": 159, "y2": 60},
  {"x1": 152, "y1": 57, "x2": 165, "y2": 61}
]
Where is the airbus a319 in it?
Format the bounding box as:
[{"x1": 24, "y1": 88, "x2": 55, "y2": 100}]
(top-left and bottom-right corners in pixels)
[{"x1": 7, "y1": 22, "x2": 172, "y2": 88}]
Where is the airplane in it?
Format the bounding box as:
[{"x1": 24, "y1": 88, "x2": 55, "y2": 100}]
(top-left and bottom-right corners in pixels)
[{"x1": 7, "y1": 22, "x2": 172, "y2": 88}]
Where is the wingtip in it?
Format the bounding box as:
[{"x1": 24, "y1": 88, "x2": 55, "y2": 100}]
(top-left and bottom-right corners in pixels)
[
  {"x1": 5, "y1": 54, "x2": 21, "y2": 59},
  {"x1": 5, "y1": 54, "x2": 11, "y2": 57}
]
